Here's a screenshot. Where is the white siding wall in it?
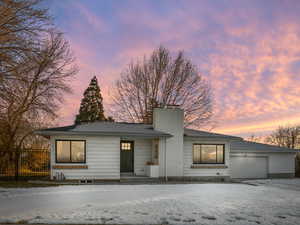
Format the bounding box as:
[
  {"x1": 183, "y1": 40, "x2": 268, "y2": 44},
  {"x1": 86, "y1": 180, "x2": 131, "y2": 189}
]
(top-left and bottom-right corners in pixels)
[
  {"x1": 183, "y1": 138, "x2": 231, "y2": 177},
  {"x1": 51, "y1": 135, "x2": 120, "y2": 180},
  {"x1": 133, "y1": 139, "x2": 152, "y2": 175},
  {"x1": 153, "y1": 108, "x2": 184, "y2": 177}
]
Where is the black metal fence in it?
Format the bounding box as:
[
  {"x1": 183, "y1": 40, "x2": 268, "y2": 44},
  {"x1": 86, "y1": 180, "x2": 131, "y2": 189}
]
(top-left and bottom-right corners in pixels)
[{"x1": 0, "y1": 149, "x2": 50, "y2": 180}]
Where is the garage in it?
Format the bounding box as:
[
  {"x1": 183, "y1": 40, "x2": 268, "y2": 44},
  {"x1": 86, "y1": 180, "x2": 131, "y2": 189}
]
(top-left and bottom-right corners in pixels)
[
  {"x1": 230, "y1": 156, "x2": 268, "y2": 179},
  {"x1": 230, "y1": 141, "x2": 296, "y2": 179}
]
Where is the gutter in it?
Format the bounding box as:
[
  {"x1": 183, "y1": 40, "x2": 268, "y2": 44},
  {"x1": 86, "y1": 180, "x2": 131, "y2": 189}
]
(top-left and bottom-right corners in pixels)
[
  {"x1": 230, "y1": 150, "x2": 298, "y2": 154},
  {"x1": 34, "y1": 130, "x2": 173, "y2": 138},
  {"x1": 185, "y1": 135, "x2": 243, "y2": 141}
]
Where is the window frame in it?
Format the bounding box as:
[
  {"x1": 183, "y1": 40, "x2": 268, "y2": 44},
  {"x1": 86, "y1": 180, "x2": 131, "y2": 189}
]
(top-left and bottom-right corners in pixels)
[
  {"x1": 192, "y1": 144, "x2": 225, "y2": 164},
  {"x1": 55, "y1": 139, "x2": 86, "y2": 164}
]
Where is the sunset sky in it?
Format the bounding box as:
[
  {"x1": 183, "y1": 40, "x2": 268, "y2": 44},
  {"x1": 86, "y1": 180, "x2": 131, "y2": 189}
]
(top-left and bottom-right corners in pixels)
[{"x1": 46, "y1": 0, "x2": 300, "y2": 138}]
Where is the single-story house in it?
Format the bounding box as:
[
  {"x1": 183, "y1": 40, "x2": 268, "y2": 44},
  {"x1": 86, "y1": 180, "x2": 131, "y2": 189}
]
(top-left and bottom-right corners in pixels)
[{"x1": 36, "y1": 107, "x2": 297, "y2": 181}]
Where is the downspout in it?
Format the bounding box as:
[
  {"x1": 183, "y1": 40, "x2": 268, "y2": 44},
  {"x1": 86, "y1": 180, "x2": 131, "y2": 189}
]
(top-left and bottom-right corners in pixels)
[{"x1": 165, "y1": 137, "x2": 168, "y2": 182}]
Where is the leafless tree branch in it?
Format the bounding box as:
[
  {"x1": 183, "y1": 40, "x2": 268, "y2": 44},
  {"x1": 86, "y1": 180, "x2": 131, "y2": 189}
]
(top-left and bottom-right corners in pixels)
[{"x1": 112, "y1": 46, "x2": 213, "y2": 127}]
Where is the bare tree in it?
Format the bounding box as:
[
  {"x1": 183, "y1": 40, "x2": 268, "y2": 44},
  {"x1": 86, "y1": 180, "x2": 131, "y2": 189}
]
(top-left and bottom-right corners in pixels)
[
  {"x1": 0, "y1": 31, "x2": 77, "y2": 179},
  {"x1": 265, "y1": 125, "x2": 300, "y2": 176},
  {"x1": 0, "y1": 1, "x2": 76, "y2": 179},
  {"x1": 112, "y1": 46, "x2": 213, "y2": 127},
  {"x1": 265, "y1": 125, "x2": 300, "y2": 149},
  {"x1": 0, "y1": 0, "x2": 50, "y2": 78},
  {"x1": 245, "y1": 134, "x2": 264, "y2": 143}
]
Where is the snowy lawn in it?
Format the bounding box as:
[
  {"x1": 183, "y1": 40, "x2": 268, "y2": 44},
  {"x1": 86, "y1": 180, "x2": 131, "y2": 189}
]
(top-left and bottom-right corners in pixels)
[
  {"x1": 242, "y1": 178, "x2": 300, "y2": 191},
  {"x1": 0, "y1": 179, "x2": 299, "y2": 225}
]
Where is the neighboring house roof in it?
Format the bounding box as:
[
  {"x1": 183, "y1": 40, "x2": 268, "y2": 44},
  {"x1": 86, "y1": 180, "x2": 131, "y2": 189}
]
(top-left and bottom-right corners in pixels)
[
  {"x1": 35, "y1": 122, "x2": 172, "y2": 138},
  {"x1": 231, "y1": 141, "x2": 298, "y2": 153},
  {"x1": 184, "y1": 128, "x2": 242, "y2": 140}
]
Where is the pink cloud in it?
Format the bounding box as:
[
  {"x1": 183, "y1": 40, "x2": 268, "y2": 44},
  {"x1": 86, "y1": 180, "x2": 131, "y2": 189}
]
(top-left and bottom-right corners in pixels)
[{"x1": 52, "y1": 1, "x2": 300, "y2": 138}]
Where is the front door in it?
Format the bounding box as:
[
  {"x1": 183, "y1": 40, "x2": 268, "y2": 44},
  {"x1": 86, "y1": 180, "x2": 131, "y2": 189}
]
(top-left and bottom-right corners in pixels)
[{"x1": 120, "y1": 141, "x2": 134, "y2": 173}]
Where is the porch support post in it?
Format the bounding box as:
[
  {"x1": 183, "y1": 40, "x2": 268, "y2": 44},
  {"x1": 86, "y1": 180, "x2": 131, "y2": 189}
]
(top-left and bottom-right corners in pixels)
[{"x1": 158, "y1": 137, "x2": 168, "y2": 181}]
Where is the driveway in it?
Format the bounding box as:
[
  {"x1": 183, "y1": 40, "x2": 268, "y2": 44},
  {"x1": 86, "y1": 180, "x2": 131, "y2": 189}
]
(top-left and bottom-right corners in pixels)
[{"x1": 0, "y1": 179, "x2": 299, "y2": 224}]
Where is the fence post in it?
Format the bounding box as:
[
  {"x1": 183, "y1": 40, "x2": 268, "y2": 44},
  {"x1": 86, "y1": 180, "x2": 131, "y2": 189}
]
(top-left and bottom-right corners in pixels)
[{"x1": 14, "y1": 150, "x2": 20, "y2": 181}]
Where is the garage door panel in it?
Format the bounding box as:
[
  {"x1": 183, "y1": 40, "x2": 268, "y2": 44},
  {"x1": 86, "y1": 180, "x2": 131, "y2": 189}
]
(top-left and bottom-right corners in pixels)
[{"x1": 231, "y1": 156, "x2": 268, "y2": 179}]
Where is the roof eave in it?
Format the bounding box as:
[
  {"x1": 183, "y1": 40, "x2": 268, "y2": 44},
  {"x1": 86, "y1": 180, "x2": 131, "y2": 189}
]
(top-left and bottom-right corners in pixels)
[
  {"x1": 34, "y1": 130, "x2": 172, "y2": 138},
  {"x1": 231, "y1": 150, "x2": 298, "y2": 153},
  {"x1": 184, "y1": 135, "x2": 243, "y2": 141}
]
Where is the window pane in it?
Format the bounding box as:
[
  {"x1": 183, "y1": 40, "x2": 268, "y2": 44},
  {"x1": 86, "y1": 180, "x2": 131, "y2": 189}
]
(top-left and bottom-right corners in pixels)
[
  {"x1": 57, "y1": 141, "x2": 70, "y2": 162},
  {"x1": 71, "y1": 141, "x2": 85, "y2": 162},
  {"x1": 121, "y1": 142, "x2": 132, "y2": 151},
  {"x1": 217, "y1": 145, "x2": 224, "y2": 163},
  {"x1": 201, "y1": 145, "x2": 217, "y2": 163},
  {"x1": 193, "y1": 145, "x2": 201, "y2": 163}
]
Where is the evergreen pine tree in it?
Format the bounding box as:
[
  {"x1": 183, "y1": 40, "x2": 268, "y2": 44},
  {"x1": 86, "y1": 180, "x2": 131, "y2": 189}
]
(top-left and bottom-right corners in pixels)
[{"x1": 75, "y1": 76, "x2": 111, "y2": 124}]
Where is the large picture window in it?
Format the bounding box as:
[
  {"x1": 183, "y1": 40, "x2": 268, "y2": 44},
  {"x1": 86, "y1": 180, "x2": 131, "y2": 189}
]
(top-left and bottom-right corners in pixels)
[
  {"x1": 193, "y1": 144, "x2": 224, "y2": 164},
  {"x1": 56, "y1": 140, "x2": 86, "y2": 163}
]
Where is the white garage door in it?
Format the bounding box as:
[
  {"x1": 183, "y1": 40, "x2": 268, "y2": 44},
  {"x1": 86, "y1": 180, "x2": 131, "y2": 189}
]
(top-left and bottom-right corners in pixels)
[{"x1": 230, "y1": 156, "x2": 268, "y2": 179}]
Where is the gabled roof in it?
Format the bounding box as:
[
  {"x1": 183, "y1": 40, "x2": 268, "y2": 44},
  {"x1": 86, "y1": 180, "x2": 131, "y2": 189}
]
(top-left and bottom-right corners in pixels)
[
  {"x1": 231, "y1": 140, "x2": 298, "y2": 153},
  {"x1": 184, "y1": 128, "x2": 242, "y2": 140},
  {"x1": 35, "y1": 122, "x2": 172, "y2": 138}
]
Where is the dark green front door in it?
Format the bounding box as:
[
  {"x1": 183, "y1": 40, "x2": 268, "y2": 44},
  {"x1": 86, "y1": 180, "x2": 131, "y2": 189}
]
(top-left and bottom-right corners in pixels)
[{"x1": 120, "y1": 141, "x2": 134, "y2": 172}]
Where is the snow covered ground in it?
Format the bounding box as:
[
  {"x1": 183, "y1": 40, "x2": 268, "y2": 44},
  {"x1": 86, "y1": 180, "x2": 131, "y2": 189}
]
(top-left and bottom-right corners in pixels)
[
  {"x1": 0, "y1": 179, "x2": 300, "y2": 225},
  {"x1": 242, "y1": 178, "x2": 300, "y2": 191}
]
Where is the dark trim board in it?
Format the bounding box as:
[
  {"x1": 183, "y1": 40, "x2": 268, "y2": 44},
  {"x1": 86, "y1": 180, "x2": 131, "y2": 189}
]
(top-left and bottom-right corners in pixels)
[
  {"x1": 52, "y1": 165, "x2": 88, "y2": 169},
  {"x1": 191, "y1": 165, "x2": 228, "y2": 169}
]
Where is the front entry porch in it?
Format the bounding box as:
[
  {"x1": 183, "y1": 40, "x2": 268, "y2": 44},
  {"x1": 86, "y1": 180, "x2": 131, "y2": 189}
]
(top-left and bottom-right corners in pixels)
[{"x1": 120, "y1": 138, "x2": 164, "y2": 178}]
